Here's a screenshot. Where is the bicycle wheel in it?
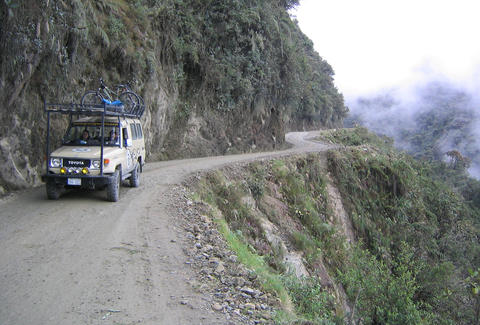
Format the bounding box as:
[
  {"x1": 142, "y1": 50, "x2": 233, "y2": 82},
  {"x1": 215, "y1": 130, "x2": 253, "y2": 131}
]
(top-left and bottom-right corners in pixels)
[
  {"x1": 137, "y1": 94, "x2": 144, "y2": 107},
  {"x1": 118, "y1": 91, "x2": 140, "y2": 112},
  {"x1": 81, "y1": 91, "x2": 103, "y2": 107},
  {"x1": 135, "y1": 95, "x2": 145, "y2": 116}
]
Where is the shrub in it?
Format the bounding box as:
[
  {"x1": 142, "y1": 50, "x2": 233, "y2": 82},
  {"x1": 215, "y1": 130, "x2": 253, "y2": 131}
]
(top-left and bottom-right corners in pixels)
[{"x1": 283, "y1": 274, "x2": 336, "y2": 323}]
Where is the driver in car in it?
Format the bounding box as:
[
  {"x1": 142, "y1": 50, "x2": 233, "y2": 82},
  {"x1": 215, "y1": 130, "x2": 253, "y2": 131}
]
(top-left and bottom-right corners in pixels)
[{"x1": 79, "y1": 129, "x2": 90, "y2": 144}]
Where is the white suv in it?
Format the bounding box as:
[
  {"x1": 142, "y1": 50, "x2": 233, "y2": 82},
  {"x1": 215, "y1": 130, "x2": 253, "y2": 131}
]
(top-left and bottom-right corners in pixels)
[{"x1": 42, "y1": 103, "x2": 146, "y2": 201}]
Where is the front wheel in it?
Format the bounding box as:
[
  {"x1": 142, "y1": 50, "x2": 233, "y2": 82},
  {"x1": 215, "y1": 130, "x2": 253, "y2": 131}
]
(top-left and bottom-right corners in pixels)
[
  {"x1": 81, "y1": 91, "x2": 103, "y2": 107},
  {"x1": 106, "y1": 170, "x2": 120, "y2": 202},
  {"x1": 46, "y1": 180, "x2": 61, "y2": 200}
]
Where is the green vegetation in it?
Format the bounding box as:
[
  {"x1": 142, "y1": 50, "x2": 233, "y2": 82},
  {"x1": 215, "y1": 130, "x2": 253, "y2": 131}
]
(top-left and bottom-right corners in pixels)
[
  {"x1": 282, "y1": 274, "x2": 336, "y2": 323},
  {"x1": 195, "y1": 157, "x2": 343, "y2": 323},
  {"x1": 270, "y1": 158, "x2": 347, "y2": 271},
  {"x1": 215, "y1": 216, "x2": 292, "y2": 310},
  {"x1": 327, "y1": 128, "x2": 480, "y2": 324},
  {"x1": 318, "y1": 127, "x2": 393, "y2": 148},
  {"x1": 338, "y1": 243, "x2": 427, "y2": 324},
  {"x1": 196, "y1": 171, "x2": 293, "y2": 311},
  {"x1": 7, "y1": 0, "x2": 345, "y2": 125},
  {"x1": 193, "y1": 129, "x2": 480, "y2": 324},
  {"x1": 151, "y1": 0, "x2": 347, "y2": 126}
]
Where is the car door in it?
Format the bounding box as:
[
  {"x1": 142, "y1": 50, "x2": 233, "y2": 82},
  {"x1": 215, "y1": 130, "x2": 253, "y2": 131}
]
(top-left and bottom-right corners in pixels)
[{"x1": 122, "y1": 125, "x2": 134, "y2": 173}]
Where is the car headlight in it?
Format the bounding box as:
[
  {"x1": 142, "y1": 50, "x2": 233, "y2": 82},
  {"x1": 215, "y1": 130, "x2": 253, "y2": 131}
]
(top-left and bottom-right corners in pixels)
[
  {"x1": 50, "y1": 157, "x2": 62, "y2": 168},
  {"x1": 92, "y1": 160, "x2": 101, "y2": 169}
]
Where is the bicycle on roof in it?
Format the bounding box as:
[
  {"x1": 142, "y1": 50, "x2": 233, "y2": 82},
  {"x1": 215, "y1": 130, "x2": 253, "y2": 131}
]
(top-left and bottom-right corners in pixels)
[{"x1": 81, "y1": 78, "x2": 142, "y2": 112}]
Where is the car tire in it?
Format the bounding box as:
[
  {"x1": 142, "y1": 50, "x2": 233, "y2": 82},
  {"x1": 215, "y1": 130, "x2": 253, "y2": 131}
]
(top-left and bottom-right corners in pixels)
[
  {"x1": 106, "y1": 169, "x2": 120, "y2": 202},
  {"x1": 129, "y1": 163, "x2": 140, "y2": 187},
  {"x1": 46, "y1": 180, "x2": 61, "y2": 200}
]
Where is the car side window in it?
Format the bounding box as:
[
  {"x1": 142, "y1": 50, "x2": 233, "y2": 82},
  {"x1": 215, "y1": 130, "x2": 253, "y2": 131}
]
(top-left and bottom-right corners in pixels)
[
  {"x1": 130, "y1": 124, "x2": 137, "y2": 140},
  {"x1": 136, "y1": 124, "x2": 143, "y2": 139}
]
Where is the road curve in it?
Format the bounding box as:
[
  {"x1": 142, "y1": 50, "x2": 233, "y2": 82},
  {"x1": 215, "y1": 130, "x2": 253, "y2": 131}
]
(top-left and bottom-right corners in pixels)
[{"x1": 0, "y1": 131, "x2": 330, "y2": 325}]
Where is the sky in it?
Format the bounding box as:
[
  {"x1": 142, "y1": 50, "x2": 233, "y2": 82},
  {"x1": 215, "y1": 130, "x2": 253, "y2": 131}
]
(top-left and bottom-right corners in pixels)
[{"x1": 292, "y1": 0, "x2": 480, "y2": 98}]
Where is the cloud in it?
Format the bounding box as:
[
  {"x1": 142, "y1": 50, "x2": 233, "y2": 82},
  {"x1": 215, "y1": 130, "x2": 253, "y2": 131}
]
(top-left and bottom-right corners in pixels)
[
  {"x1": 346, "y1": 70, "x2": 480, "y2": 178},
  {"x1": 293, "y1": 0, "x2": 480, "y2": 96}
]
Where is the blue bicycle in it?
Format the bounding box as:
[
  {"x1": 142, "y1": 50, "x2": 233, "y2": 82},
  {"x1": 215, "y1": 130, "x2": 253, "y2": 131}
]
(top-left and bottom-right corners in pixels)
[{"x1": 81, "y1": 78, "x2": 141, "y2": 112}]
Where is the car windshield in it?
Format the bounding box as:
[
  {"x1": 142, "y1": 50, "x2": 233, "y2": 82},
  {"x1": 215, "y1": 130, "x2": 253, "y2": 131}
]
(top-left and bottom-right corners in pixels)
[{"x1": 63, "y1": 123, "x2": 120, "y2": 146}]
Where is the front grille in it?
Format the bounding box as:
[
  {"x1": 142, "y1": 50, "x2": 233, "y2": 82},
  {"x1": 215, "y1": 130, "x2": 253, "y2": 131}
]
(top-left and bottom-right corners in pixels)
[{"x1": 63, "y1": 159, "x2": 90, "y2": 167}]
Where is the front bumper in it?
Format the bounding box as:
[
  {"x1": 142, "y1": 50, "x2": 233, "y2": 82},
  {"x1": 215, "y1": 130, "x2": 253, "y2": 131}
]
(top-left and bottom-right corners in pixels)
[{"x1": 42, "y1": 173, "x2": 115, "y2": 189}]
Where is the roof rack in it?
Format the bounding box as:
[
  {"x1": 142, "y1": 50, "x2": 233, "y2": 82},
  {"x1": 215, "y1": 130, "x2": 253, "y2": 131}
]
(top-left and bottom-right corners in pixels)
[{"x1": 44, "y1": 102, "x2": 145, "y2": 119}]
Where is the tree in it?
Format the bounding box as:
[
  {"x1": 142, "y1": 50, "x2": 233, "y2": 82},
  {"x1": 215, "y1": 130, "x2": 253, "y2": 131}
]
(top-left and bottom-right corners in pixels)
[
  {"x1": 446, "y1": 150, "x2": 471, "y2": 170},
  {"x1": 466, "y1": 268, "x2": 480, "y2": 325},
  {"x1": 279, "y1": 0, "x2": 300, "y2": 10}
]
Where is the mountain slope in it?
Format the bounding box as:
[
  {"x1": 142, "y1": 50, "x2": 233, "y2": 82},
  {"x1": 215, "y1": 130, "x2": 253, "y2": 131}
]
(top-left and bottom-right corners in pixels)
[
  {"x1": 192, "y1": 128, "x2": 480, "y2": 324},
  {"x1": 0, "y1": 0, "x2": 347, "y2": 193}
]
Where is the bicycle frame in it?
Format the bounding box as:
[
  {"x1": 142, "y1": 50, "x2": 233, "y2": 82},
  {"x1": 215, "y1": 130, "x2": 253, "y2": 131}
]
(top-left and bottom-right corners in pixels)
[{"x1": 98, "y1": 79, "x2": 131, "y2": 102}]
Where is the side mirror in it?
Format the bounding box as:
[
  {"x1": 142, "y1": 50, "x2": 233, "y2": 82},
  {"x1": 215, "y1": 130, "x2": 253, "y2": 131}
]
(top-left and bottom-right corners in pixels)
[{"x1": 125, "y1": 138, "x2": 133, "y2": 147}]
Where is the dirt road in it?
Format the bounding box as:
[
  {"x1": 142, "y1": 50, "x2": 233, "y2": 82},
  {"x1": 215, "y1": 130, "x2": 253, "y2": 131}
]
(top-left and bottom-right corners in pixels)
[{"x1": 0, "y1": 132, "x2": 330, "y2": 325}]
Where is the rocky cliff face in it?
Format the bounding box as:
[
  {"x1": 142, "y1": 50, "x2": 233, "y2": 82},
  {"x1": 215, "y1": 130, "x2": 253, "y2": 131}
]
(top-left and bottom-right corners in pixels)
[{"x1": 0, "y1": 0, "x2": 347, "y2": 193}]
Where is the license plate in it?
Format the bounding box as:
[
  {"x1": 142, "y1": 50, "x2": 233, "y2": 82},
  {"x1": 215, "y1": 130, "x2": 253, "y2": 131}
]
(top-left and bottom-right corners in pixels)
[{"x1": 67, "y1": 178, "x2": 81, "y2": 186}]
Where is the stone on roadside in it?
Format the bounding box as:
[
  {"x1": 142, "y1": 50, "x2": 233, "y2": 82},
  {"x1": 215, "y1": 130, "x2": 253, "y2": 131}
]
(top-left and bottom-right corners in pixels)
[
  {"x1": 214, "y1": 262, "x2": 225, "y2": 274},
  {"x1": 240, "y1": 287, "x2": 258, "y2": 296},
  {"x1": 227, "y1": 254, "x2": 238, "y2": 263},
  {"x1": 212, "y1": 303, "x2": 223, "y2": 312}
]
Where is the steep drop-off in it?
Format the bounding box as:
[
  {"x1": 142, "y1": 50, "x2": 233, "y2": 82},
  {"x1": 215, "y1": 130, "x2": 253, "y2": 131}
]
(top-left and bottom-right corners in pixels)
[
  {"x1": 192, "y1": 128, "x2": 480, "y2": 324},
  {"x1": 0, "y1": 0, "x2": 347, "y2": 193}
]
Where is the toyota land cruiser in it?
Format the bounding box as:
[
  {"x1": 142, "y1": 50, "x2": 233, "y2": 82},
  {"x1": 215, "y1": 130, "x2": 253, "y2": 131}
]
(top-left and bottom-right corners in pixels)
[{"x1": 42, "y1": 102, "x2": 145, "y2": 202}]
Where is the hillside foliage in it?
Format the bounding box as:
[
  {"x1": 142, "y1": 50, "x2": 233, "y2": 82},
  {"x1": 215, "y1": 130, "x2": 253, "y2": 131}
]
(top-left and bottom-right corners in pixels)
[
  {"x1": 324, "y1": 128, "x2": 480, "y2": 324},
  {"x1": 0, "y1": 0, "x2": 346, "y2": 123},
  {"x1": 194, "y1": 128, "x2": 480, "y2": 324},
  {"x1": 151, "y1": 0, "x2": 346, "y2": 123}
]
